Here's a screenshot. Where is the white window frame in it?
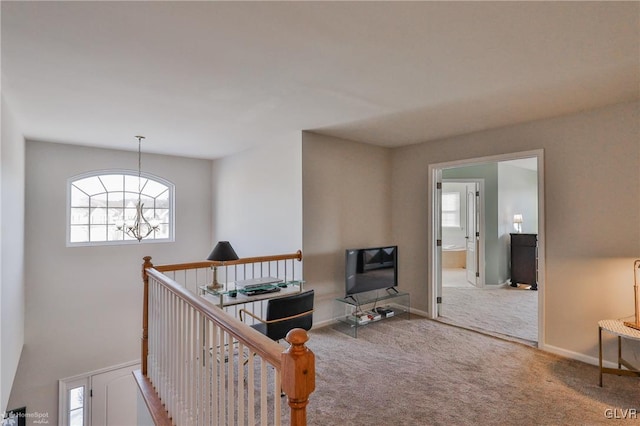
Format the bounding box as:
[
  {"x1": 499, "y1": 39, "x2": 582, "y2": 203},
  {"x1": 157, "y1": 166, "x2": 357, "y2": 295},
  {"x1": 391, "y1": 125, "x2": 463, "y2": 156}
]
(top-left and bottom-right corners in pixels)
[
  {"x1": 66, "y1": 169, "x2": 175, "y2": 246},
  {"x1": 441, "y1": 191, "x2": 461, "y2": 228}
]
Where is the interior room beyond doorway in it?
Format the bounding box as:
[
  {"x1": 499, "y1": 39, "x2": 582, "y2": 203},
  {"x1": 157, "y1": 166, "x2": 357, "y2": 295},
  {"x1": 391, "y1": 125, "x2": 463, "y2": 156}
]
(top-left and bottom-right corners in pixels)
[{"x1": 436, "y1": 155, "x2": 541, "y2": 346}]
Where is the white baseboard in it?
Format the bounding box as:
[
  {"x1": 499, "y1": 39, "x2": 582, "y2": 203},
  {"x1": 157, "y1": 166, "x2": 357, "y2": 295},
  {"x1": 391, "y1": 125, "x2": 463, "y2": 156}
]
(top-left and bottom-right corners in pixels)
[
  {"x1": 313, "y1": 318, "x2": 337, "y2": 329},
  {"x1": 409, "y1": 307, "x2": 429, "y2": 317},
  {"x1": 543, "y1": 344, "x2": 617, "y2": 369}
]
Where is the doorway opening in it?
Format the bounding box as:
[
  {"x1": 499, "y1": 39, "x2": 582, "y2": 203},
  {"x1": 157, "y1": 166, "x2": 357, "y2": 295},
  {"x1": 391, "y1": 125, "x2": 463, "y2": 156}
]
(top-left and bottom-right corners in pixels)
[
  {"x1": 428, "y1": 150, "x2": 544, "y2": 347},
  {"x1": 441, "y1": 179, "x2": 484, "y2": 288}
]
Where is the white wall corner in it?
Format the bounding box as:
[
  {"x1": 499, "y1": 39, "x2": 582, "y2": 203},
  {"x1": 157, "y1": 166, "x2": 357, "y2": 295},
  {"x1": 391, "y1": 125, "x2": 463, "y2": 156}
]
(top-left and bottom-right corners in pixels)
[{"x1": 1, "y1": 95, "x2": 26, "y2": 413}]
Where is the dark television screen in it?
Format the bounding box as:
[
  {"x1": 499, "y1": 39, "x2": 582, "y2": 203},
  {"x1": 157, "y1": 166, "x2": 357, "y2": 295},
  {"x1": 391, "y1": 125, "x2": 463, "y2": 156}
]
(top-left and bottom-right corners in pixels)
[{"x1": 345, "y1": 246, "x2": 398, "y2": 296}]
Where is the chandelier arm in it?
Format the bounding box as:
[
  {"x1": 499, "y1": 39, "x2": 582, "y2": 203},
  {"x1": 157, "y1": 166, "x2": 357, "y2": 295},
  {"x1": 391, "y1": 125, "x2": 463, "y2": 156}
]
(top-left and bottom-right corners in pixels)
[
  {"x1": 136, "y1": 203, "x2": 156, "y2": 239},
  {"x1": 123, "y1": 202, "x2": 158, "y2": 241}
]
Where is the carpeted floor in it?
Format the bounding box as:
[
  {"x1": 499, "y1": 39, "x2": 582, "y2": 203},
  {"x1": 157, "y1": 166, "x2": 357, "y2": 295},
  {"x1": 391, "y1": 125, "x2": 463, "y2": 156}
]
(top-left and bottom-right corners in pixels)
[
  {"x1": 441, "y1": 268, "x2": 538, "y2": 344},
  {"x1": 303, "y1": 316, "x2": 639, "y2": 425}
]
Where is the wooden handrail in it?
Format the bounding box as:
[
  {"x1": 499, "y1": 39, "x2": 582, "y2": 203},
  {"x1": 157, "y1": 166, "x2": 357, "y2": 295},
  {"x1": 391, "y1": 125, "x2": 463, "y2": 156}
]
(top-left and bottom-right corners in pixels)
[
  {"x1": 153, "y1": 249, "x2": 303, "y2": 272},
  {"x1": 145, "y1": 267, "x2": 284, "y2": 366},
  {"x1": 142, "y1": 253, "x2": 305, "y2": 370},
  {"x1": 140, "y1": 253, "x2": 314, "y2": 425},
  {"x1": 153, "y1": 260, "x2": 215, "y2": 272},
  {"x1": 213, "y1": 250, "x2": 303, "y2": 267}
]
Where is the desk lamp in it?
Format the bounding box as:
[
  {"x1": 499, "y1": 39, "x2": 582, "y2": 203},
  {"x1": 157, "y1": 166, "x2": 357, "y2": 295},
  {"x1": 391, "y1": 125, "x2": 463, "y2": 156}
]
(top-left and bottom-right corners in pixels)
[
  {"x1": 623, "y1": 260, "x2": 640, "y2": 331},
  {"x1": 513, "y1": 214, "x2": 523, "y2": 233},
  {"x1": 207, "y1": 241, "x2": 239, "y2": 290}
]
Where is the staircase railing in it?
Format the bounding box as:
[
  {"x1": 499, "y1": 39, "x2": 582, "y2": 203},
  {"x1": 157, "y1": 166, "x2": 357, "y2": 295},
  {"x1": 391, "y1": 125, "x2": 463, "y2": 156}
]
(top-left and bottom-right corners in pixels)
[{"x1": 135, "y1": 252, "x2": 314, "y2": 425}]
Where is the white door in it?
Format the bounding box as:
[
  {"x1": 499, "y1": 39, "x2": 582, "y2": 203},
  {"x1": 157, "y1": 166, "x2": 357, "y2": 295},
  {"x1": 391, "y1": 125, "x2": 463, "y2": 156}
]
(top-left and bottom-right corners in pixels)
[
  {"x1": 91, "y1": 363, "x2": 140, "y2": 426},
  {"x1": 466, "y1": 183, "x2": 479, "y2": 286},
  {"x1": 435, "y1": 171, "x2": 443, "y2": 316}
]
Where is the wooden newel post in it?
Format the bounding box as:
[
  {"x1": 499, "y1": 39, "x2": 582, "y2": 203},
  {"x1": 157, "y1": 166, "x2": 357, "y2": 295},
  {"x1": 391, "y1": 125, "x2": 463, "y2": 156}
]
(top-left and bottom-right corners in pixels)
[
  {"x1": 141, "y1": 256, "x2": 153, "y2": 375},
  {"x1": 282, "y1": 328, "x2": 315, "y2": 426}
]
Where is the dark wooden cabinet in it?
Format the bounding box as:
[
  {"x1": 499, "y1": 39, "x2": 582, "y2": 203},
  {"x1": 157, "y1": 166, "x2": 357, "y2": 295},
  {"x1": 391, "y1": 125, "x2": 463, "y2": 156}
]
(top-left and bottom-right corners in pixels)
[{"x1": 510, "y1": 233, "x2": 537, "y2": 290}]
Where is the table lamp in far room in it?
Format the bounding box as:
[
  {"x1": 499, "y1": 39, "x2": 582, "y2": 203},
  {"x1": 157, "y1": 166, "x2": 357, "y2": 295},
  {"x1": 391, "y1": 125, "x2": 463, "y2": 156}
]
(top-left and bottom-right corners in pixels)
[
  {"x1": 513, "y1": 214, "x2": 523, "y2": 233},
  {"x1": 207, "y1": 241, "x2": 239, "y2": 290},
  {"x1": 623, "y1": 260, "x2": 640, "y2": 331}
]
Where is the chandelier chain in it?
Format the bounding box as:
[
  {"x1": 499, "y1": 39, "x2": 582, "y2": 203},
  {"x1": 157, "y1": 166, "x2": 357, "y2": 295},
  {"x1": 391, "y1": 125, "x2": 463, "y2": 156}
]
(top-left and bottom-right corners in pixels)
[
  {"x1": 115, "y1": 135, "x2": 159, "y2": 242},
  {"x1": 136, "y1": 135, "x2": 144, "y2": 200}
]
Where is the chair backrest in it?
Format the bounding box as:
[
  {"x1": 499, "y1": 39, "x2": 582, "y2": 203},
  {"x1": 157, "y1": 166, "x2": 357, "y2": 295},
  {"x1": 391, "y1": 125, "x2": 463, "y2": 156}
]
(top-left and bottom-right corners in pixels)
[{"x1": 265, "y1": 290, "x2": 314, "y2": 341}]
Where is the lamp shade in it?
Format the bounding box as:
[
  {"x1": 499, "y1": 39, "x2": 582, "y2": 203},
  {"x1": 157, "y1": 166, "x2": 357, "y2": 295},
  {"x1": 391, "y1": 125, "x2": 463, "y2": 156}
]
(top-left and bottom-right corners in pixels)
[
  {"x1": 207, "y1": 241, "x2": 239, "y2": 262},
  {"x1": 513, "y1": 214, "x2": 523, "y2": 224}
]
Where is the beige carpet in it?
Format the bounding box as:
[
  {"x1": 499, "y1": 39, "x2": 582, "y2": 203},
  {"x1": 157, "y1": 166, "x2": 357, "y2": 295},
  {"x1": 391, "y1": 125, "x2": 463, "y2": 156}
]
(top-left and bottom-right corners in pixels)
[
  {"x1": 303, "y1": 317, "x2": 639, "y2": 425},
  {"x1": 441, "y1": 268, "x2": 538, "y2": 344}
]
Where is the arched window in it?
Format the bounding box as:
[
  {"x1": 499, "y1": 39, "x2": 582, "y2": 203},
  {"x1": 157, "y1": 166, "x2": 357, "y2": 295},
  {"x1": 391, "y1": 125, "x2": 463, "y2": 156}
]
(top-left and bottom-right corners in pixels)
[{"x1": 67, "y1": 170, "x2": 174, "y2": 245}]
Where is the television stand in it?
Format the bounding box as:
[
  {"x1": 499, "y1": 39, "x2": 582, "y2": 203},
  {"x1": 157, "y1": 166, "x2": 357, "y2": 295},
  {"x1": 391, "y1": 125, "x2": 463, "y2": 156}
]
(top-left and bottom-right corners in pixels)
[
  {"x1": 344, "y1": 295, "x2": 359, "y2": 304},
  {"x1": 333, "y1": 290, "x2": 410, "y2": 338}
]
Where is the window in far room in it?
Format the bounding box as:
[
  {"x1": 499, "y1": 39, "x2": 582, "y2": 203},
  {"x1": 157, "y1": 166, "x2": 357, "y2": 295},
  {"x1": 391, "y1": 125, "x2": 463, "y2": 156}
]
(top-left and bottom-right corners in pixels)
[
  {"x1": 67, "y1": 170, "x2": 174, "y2": 246},
  {"x1": 441, "y1": 192, "x2": 461, "y2": 228}
]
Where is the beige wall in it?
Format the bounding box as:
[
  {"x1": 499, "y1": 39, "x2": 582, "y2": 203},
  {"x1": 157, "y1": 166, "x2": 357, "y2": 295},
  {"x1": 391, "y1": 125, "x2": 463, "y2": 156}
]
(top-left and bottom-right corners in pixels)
[
  {"x1": 1, "y1": 96, "x2": 26, "y2": 412},
  {"x1": 212, "y1": 136, "x2": 302, "y2": 257},
  {"x1": 302, "y1": 132, "x2": 392, "y2": 323},
  {"x1": 9, "y1": 141, "x2": 213, "y2": 422},
  {"x1": 6, "y1": 101, "x2": 638, "y2": 418},
  {"x1": 392, "y1": 101, "x2": 640, "y2": 361}
]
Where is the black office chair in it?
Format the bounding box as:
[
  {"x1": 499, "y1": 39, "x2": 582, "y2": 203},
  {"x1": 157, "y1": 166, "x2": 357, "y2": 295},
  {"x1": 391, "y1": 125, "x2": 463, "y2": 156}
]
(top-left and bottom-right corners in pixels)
[{"x1": 240, "y1": 290, "x2": 314, "y2": 341}]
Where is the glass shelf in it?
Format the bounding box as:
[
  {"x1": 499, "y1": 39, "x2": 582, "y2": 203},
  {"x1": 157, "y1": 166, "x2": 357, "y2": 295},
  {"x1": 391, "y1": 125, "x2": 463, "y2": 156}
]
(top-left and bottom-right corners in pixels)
[{"x1": 334, "y1": 290, "x2": 410, "y2": 338}]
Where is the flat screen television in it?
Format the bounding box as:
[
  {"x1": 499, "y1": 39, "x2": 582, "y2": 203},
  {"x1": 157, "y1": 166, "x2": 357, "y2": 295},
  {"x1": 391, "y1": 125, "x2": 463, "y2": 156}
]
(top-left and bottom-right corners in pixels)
[{"x1": 345, "y1": 245, "x2": 398, "y2": 296}]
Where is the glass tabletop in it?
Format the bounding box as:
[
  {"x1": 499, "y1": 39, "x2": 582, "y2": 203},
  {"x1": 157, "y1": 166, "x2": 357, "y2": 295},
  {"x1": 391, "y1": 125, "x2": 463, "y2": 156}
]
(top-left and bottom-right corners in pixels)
[{"x1": 200, "y1": 280, "x2": 304, "y2": 296}]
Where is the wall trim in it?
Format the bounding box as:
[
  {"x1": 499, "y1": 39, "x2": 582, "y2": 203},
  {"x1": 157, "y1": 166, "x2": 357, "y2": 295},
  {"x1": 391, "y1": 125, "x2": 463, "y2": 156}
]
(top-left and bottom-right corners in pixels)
[
  {"x1": 59, "y1": 359, "x2": 141, "y2": 383},
  {"x1": 543, "y1": 343, "x2": 618, "y2": 369}
]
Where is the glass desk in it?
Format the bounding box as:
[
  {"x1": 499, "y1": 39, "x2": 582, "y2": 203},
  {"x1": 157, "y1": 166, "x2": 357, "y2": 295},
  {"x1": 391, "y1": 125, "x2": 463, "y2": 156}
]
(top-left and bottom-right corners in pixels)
[{"x1": 200, "y1": 280, "x2": 304, "y2": 308}]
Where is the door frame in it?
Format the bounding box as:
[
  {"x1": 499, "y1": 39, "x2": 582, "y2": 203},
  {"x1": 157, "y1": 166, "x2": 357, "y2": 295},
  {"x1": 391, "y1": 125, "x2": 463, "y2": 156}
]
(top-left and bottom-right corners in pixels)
[
  {"x1": 427, "y1": 149, "x2": 546, "y2": 348},
  {"x1": 441, "y1": 178, "x2": 485, "y2": 288},
  {"x1": 59, "y1": 360, "x2": 140, "y2": 426}
]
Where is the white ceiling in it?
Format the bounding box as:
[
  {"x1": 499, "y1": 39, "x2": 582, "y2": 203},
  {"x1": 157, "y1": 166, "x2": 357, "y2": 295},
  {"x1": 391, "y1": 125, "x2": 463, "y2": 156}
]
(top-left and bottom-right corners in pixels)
[{"x1": 2, "y1": 1, "x2": 638, "y2": 159}]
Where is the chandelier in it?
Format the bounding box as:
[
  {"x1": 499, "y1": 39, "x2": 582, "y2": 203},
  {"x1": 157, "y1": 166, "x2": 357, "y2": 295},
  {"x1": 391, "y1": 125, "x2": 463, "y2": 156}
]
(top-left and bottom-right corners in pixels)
[{"x1": 115, "y1": 136, "x2": 160, "y2": 241}]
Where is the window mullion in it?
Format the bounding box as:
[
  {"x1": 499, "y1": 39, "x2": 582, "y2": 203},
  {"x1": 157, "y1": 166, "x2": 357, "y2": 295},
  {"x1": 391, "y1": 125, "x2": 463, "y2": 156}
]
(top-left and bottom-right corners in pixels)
[
  {"x1": 71, "y1": 183, "x2": 91, "y2": 200},
  {"x1": 97, "y1": 176, "x2": 108, "y2": 193},
  {"x1": 88, "y1": 195, "x2": 92, "y2": 241}
]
